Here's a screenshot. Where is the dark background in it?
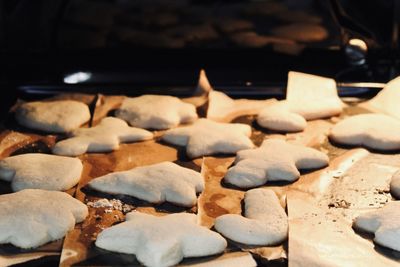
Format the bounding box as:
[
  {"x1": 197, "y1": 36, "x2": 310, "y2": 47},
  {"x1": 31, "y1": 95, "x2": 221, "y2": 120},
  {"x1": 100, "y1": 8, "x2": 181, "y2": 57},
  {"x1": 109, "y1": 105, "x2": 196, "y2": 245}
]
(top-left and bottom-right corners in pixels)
[{"x1": 0, "y1": 0, "x2": 398, "y2": 97}]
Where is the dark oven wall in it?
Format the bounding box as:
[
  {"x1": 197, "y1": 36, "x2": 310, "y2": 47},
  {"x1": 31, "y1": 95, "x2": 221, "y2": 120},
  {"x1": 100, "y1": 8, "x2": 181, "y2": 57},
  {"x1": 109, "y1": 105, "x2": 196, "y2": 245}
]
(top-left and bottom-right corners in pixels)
[{"x1": 0, "y1": 0, "x2": 398, "y2": 106}]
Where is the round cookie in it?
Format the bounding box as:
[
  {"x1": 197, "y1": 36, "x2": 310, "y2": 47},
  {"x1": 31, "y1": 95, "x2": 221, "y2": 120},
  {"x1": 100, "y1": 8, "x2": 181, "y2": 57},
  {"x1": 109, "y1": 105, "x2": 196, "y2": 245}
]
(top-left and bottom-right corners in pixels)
[
  {"x1": 0, "y1": 153, "x2": 83, "y2": 192},
  {"x1": 15, "y1": 100, "x2": 90, "y2": 133}
]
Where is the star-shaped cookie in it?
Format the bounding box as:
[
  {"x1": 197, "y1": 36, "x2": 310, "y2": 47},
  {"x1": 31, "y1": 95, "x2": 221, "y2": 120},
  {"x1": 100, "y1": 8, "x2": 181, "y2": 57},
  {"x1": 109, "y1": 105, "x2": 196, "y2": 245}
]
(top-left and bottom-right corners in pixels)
[
  {"x1": 52, "y1": 117, "x2": 153, "y2": 156},
  {"x1": 329, "y1": 114, "x2": 400, "y2": 151},
  {"x1": 0, "y1": 189, "x2": 88, "y2": 248},
  {"x1": 354, "y1": 201, "x2": 400, "y2": 251},
  {"x1": 115, "y1": 95, "x2": 198, "y2": 130},
  {"x1": 95, "y1": 212, "x2": 227, "y2": 267},
  {"x1": 224, "y1": 139, "x2": 329, "y2": 188},
  {"x1": 0, "y1": 153, "x2": 83, "y2": 191},
  {"x1": 88, "y1": 162, "x2": 204, "y2": 207},
  {"x1": 215, "y1": 188, "x2": 288, "y2": 245},
  {"x1": 162, "y1": 118, "x2": 254, "y2": 158}
]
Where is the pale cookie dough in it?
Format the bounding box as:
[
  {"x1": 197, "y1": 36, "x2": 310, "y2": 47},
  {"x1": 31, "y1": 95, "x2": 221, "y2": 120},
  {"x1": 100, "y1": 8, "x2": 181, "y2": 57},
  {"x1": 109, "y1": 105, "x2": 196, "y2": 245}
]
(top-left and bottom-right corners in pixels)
[
  {"x1": 257, "y1": 71, "x2": 343, "y2": 132},
  {"x1": 354, "y1": 201, "x2": 400, "y2": 251},
  {"x1": 162, "y1": 118, "x2": 254, "y2": 158},
  {"x1": 115, "y1": 95, "x2": 198, "y2": 130},
  {"x1": 88, "y1": 162, "x2": 204, "y2": 207},
  {"x1": 0, "y1": 189, "x2": 88, "y2": 248},
  {"x1": 286, "y1": 71, "x2": 343, "y2": 120},
  {"x1": 361, "y1": 76, "x2": 400, "y2": 120},
  {"x1": 224, "y1": 139, "x2": 329, "y2": 188},
  {"x1": 0, "y1": 153, "x2": 82, "y2": 192},
  {"x1": 214, "y1": 188, "x2": 288, "y2": 245},
  {"x1": 257, "y1": 101, "x2": 307, "y2": 132},
  {"x1": 15, "y1": 100, "x2": 90, "y2": 133},
  {"x1": 95, "y1": 212, "x2": 227, "y2": 267},
  {"x1": 390, "y1": 170, "x2": 400, "y2": 199},
  {"x1": 52, "y1": 117, "x2": 153, "y2": 156},
  {"x1": 329, "y1": 114, "x2": 400, "y2": 151}
]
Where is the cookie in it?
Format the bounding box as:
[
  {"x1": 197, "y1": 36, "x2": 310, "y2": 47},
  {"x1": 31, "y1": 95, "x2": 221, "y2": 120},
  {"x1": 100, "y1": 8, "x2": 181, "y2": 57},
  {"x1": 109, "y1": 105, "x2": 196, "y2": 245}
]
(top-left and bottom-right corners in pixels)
[
  {"x1": 0, "y1": 189, "x2": 88, "y2": 248},
  {"x1": 95, "y1": 212, "x2": 227, "y2": 267},
  {"x1": 286, "y1": 71, "x2": 343, "y2": 120},
  {"x1": 257, "y1": 102, "x2": 307, "y2": 132},
  {"x1": 15, "y1": 100, "x2": 90, "y2": 133},
  {"x1": 115, "y1": 95, "x2": 198, "y2": 130},
  {"x1": 162, "y1": 118, "x2": 254, "y2": 158},
  {"x1": 0, "y1": 153, "x2": 82, "y2": 191},
  {"x1": 224, "y1": 139, "x2": 329, "y2": 188},
  {"x1": 329, "y1": 114, "x2": 400, "y2": 151},
  {"x1": 390, "y1": 170, "x2": 400, "y2": 199},
  {"x1": 89, "y1": 162, "x2": 203, "y2": 207},
  {"x1": 354, "y1": 201, "x2": 400, "y2": 251},
  {"x1": 257, "y1": 72, "x2": 343, "y2": 132},
  {"x1": 215, "y1": 189, "x2": 287, "y2": 245},
  {"x1": 52, "y1": 117, "x2": 153, "y2": 156}
]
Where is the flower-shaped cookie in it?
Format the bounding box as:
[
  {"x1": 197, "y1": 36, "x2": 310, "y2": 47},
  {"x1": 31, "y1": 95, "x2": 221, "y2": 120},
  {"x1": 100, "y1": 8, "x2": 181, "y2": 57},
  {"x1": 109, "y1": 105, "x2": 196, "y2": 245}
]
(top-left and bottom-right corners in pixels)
[
  {"x1": 162, "y1": 119, "x2": 254, "y2": 158},
  {"x1": 354, "y1": 201, "x2": 400, "y2": 251},
  {"x1": 115, "y1": 95, "x2": 198, "y2": 130},
  {"x1": 224, "y1": 139, "x2": 329, "y2": 188},
  {"x1": 52, "y1": 117, "x2": 153, "y2": 156}
]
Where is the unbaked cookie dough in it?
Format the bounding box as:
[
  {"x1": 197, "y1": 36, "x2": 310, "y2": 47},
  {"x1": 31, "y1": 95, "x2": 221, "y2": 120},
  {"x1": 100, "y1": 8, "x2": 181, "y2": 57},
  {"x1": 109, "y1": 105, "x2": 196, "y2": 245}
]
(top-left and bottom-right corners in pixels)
[
  {"x1": 15, "y1": 100, "x2": 90, "y2": 133},
  {"x1": 96, "y1": 212, "x2": 227, "y2": 267},
  {"x1": 257, "y1": 101, "x2": 307, "y2": 132},
  {"x1": 115, "y1": 95, "x2": 198, "y2": 130},
  {"x1": 0, "y1": 189, "x2": 88, "y2": 248},
  {"x1": 390, "y1": 170, "x2": 400, "y2": 199},
  {"x1": 354, "y1": 201, "x2": 400, "y2": 251},
  {"x1": 215, "y1": 188, "x2": 288, "y2": 246},
  {"x1": 224, "y1": 139, "x2": 329, "y2": 188},
  {"x1": 0, "y1": 153, "x2": 82, "y2": 191},
  {"x1": 329, "y1": 113, "x2": 400, "y2": 151},
  {"x1": 162, "y1": 118, "x2": 254, "y2": 158},
  {"x1": 52, "y1": 117, "x2": 153, "y2": 156},
  {"x1": 257, "y1": 71, "x2": 343, "y2": 132},
  {"x1": 89, "y1": 162, "x2": 203, "y2": 207}
]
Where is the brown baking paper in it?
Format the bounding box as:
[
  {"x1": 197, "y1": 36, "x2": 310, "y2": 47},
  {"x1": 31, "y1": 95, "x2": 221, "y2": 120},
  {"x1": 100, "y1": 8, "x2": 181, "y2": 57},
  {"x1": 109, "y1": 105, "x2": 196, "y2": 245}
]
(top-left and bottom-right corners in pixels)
[{"x1": 60, "y1": 94, "x2": 258, "y2": 266}]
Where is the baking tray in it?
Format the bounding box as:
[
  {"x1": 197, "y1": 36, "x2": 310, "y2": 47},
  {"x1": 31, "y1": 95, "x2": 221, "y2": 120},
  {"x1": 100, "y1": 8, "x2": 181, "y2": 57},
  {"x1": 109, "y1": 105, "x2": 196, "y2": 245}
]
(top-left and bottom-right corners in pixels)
[{"x1": 1, "y1": 89, "x2": 400, "y2": 267}]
